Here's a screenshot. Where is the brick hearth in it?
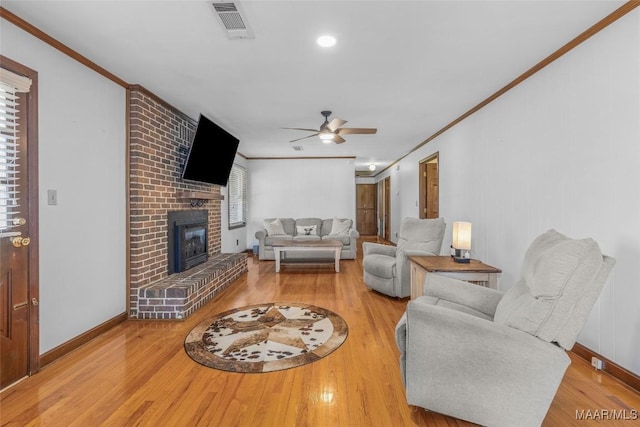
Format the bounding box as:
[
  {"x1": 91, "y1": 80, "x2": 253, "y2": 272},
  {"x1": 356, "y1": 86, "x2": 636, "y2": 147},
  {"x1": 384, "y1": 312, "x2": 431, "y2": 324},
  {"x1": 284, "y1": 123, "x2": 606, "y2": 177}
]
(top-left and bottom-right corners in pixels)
[
  {"x1": 135, "y1": 253, "x2": 247, "y2": 320},
  {"x1": 128, "y1": 86, "x2": 247, "y2": 319}
]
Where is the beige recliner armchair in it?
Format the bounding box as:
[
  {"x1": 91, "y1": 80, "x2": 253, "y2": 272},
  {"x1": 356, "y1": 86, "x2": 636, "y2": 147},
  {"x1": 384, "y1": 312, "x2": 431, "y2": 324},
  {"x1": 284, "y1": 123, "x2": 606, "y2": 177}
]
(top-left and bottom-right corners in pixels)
[
  {"x1": 395, "y1": 229, "x2": 615, "y2": 427},
  {"x1": 362, "y1": 217, "x2": 446, "y2": 298}
]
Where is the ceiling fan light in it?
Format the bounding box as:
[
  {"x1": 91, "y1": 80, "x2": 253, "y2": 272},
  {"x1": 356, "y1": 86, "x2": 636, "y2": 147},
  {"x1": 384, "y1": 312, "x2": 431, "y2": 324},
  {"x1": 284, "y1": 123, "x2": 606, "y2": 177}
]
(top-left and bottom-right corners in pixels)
[
  {"x1": 317, "y1": 35, "x2": 336, "y2": 48},
  {"x1": 319, "y1": 133, "x2": 334, "y2": 141}
]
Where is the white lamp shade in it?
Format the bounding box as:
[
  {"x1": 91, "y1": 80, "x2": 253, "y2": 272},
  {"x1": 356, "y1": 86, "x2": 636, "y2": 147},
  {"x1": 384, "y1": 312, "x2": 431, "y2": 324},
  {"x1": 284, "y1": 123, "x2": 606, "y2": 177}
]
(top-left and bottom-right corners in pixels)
[{"x1": 452, "y1": 222, "x2": 472, "y2": 250}]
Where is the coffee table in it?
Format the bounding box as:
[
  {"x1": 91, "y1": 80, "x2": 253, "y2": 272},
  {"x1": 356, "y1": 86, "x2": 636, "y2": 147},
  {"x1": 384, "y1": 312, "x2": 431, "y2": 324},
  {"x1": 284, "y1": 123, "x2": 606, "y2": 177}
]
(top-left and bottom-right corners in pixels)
[
  {"x1": 271, "y1": 239, "x2": 343, "y2": 273},
  {"x1": 409, "y1": 255, "x2": 501, "y2": 299}
]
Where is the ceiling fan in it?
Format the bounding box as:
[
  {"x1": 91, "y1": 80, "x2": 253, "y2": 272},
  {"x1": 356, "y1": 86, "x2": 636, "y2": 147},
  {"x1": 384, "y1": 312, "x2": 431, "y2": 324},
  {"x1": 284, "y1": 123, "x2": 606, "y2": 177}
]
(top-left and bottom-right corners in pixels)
[{"x1": 283, "y1": 111, "x2": 377, "y2": 144}]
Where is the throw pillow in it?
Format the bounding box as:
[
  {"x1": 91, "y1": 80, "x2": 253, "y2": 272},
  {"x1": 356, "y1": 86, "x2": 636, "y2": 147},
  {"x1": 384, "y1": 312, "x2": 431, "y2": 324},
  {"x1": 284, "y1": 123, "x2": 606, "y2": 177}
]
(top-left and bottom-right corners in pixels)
[
  {"x1": 296, "y1": 225, "x2": 317, "y2": 236},
  {"x1": 264, "y1": 218, "x2": 286, "y2": 236},
  {"x1": 329, "y1": 218, "x2": 351, "y2": 236}
]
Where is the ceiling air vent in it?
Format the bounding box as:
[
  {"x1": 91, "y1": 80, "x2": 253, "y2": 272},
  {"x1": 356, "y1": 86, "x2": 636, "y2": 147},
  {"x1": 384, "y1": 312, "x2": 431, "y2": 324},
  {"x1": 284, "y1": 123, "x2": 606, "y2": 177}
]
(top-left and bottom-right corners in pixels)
[
  {"x1": 292, "y1": 146, "x2": 303, "y2": 151},
  {"x1": 212, "y1": 2, "x2": 254, "y2": 40}
]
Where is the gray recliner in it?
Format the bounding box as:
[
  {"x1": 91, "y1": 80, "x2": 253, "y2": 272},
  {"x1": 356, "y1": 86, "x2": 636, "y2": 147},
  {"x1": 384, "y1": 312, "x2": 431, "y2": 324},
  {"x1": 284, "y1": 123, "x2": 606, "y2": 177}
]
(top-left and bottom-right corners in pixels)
[
  {"x1": 395, "y1": 229, "x2": 615, "y2": 427},
  {"x1": 362, "y1": 217, "x2": 446, "y2": 298}
]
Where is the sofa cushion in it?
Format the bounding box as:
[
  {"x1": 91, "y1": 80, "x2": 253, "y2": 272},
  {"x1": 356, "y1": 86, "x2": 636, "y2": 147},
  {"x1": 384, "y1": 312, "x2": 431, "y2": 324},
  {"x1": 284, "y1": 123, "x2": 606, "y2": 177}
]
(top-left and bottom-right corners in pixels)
[
  {"x1": 321, "y1": 218, "x2": 351, "y2": 236},
  {"x1": 265, "y1": 235, "x2": 294, "y2": 245},
  {"x1": 493, "y1": 229, "x2": 604, "y2": 345},
  {"x1": 296, "y1": 224, "x2": 318, "y2": 236},
  {"x1": 322, "y1": 235, "x2": 351, "y2": 245},
  {"x1": 295, "y1": 218, "x2": 322, "y2": 234},
  {"x1": 363, "y1": 254, "x2": 396, "y2": 279},
  {"x1": 330, "y1": 218, "x2": 352, "y2": 236},
  {"x1": 264, "y1": 218, "x2": 295, "y2": 235},
  {"x1": 264, "y1": 218, "x2": 286, "y2": 236},
  {"x1": 293, "y1": 235, "x2": 321, "y2": 241}
]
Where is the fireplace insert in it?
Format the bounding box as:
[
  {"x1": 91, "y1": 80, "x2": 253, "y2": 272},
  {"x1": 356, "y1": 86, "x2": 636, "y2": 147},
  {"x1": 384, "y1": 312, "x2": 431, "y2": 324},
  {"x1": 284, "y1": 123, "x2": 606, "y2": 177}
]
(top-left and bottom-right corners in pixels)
[{"x1": 168, "y1": 210, "x2": 208, "y2": 274}]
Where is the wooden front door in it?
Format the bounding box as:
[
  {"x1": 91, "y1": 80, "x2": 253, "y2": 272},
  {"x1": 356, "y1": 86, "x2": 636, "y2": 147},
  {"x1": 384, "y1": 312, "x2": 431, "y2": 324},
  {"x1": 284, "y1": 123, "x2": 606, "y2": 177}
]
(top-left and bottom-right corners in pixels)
[
  {"x1": 0, "y1": 57, "x2": 39, "y2": 389},
  {"x1": 356, "y1": 184, "x2": 377, "y2": 235}
]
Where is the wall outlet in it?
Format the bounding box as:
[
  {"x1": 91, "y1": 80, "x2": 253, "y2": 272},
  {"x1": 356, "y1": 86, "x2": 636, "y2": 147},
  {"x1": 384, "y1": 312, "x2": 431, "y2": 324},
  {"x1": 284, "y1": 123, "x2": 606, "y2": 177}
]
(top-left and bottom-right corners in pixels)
[
  {"x1": 591, "y1": 357, "x2": 603, "y2": 370},
  {"x1": 47, "y1": 189, "x2": 57, "y2": 205}
]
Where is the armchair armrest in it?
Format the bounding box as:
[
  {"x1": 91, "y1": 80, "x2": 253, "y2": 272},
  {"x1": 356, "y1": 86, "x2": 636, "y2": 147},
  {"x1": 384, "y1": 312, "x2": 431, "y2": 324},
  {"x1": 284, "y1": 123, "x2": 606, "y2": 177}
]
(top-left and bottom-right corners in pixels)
[
  {"x1": 404, "y1": 300, "x2": 570, "y2": 426},
  {"x1": 423, "y1": 274, "x2": 504, "y2": 318},
  {"x1": 396, "y1": 250, "x2": 437, "y2": 298},
  {"x1": 362, "y1": 241, "x2": 396, "y2": 257}
]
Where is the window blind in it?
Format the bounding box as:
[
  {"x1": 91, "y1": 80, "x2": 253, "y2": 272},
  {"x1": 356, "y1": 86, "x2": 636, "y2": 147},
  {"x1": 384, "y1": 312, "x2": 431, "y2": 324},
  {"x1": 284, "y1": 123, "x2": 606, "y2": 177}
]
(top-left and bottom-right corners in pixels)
[
  {"x1": 228, "y1": 164, "x2": 247, "y2": 229},
  {"x1": 0, "y1": 69, "x2": 31, "y2": 236}
]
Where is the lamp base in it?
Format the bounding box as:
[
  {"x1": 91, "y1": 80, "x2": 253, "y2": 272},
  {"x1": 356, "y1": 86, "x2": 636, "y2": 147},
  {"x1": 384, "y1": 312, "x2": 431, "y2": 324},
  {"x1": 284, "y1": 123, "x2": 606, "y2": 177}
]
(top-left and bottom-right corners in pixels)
[{"x1": 453, "y1": 248, "x2": 470, "y2": 263}]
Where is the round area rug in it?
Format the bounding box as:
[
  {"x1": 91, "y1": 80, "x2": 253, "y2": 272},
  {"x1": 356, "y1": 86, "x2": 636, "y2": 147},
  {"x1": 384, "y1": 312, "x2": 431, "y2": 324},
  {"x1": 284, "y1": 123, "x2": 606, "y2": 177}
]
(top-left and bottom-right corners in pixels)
[{"x1": 184, "y1": 302, "x2": 348, "y2": 373}]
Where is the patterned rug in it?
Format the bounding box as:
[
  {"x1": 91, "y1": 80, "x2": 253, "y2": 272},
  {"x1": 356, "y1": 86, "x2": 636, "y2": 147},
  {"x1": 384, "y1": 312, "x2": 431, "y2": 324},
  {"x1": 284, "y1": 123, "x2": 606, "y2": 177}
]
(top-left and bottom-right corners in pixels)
[{"x1": 184, "y1": 302, "x2": 348, "y2": 373}]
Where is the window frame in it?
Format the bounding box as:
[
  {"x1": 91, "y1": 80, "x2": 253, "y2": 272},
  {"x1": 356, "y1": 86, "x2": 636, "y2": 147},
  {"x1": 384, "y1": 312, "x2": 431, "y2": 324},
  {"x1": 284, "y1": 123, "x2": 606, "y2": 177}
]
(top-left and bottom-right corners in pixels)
[
  {"x1": 0, "y1": 69, "x2": 31, "y2": 236},
  {"x1": 227, "y1": 163, "x2": 247, "y2": 230}
]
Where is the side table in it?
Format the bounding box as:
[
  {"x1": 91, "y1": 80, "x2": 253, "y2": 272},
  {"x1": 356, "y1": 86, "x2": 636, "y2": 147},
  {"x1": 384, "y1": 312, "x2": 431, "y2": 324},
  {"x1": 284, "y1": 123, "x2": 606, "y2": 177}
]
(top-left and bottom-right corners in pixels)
[{"x1": 409, "y1": 255, "x2": 502, "y2": 299}]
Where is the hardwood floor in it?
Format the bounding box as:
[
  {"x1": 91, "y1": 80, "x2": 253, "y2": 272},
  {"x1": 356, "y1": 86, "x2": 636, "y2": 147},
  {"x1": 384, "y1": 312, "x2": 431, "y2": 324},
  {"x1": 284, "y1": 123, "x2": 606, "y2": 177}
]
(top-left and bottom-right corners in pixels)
[{"x1": 1, "y1": 238, "x2": 639, "y2": 426}]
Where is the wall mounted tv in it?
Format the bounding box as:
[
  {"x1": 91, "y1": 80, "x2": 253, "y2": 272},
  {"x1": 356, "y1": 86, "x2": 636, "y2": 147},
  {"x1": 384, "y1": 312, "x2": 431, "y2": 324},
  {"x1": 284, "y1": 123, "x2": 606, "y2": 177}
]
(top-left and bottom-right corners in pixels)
[{"x1": 181, "y1": 114, "x2": 239, "y2": 186}]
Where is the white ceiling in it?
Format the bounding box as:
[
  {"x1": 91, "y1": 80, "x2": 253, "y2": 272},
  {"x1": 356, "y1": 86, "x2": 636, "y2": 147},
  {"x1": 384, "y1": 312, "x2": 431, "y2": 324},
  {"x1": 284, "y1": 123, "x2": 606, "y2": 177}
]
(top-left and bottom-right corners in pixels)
[{"x1": 1, "y1": 0, "x2": 625, "y2": 173}]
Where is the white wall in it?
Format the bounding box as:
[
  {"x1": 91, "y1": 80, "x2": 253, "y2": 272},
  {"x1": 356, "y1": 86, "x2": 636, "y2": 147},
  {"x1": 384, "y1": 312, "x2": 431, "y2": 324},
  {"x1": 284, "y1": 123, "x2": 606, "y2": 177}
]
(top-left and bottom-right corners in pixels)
[
  {"x1": 376, "y1": 10, "x2": 640, "y2": 375},
  {"x1": 2, "y1": 22, "x2": 127, "y2": 354},
  {"x1": 221, "y1": 154, "x2": 248, "y2": 253},
  {"x1": 247, "y1": 158, "x2": 356, "y2": 247},
  {"x1": 355, "y1": 176, "x2": 375, "y2": 184}
]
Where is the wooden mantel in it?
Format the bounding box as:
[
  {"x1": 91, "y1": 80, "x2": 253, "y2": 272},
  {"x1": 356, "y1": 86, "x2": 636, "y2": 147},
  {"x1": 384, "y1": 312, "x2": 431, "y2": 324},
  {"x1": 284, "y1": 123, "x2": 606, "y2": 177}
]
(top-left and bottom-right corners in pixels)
[{"x1": 176, "y1": 191, "x2": 224, "y2": 201}]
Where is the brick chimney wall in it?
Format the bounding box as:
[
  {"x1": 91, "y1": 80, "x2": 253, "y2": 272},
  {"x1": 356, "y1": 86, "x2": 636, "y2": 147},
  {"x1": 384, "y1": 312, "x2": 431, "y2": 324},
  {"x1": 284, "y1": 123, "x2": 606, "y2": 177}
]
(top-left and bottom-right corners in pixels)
[{"x1": 129, "y1": 86, "x2": 222, "y2": 313}]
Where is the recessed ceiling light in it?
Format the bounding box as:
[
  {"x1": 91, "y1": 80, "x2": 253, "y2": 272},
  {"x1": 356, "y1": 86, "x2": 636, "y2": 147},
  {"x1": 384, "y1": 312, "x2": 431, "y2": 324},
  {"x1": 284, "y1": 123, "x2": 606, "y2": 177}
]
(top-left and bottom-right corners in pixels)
[
  {"x1": 368, "y1": 164, "x2": 376, "y2": 171},
  {"x1": 317, "y1": 35, "x2": 336, "y2": 48}
]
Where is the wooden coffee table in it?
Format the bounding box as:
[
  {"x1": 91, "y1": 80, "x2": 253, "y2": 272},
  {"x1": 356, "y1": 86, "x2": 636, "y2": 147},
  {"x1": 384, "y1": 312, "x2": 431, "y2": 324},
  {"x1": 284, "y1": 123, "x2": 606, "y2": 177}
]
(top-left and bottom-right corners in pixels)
[
  {"x1": 271, "y1": 239, "x2": 343, "y2": 273},
  {"x1": 409, "y1": 255, "x2": 501, "y2": 299}
]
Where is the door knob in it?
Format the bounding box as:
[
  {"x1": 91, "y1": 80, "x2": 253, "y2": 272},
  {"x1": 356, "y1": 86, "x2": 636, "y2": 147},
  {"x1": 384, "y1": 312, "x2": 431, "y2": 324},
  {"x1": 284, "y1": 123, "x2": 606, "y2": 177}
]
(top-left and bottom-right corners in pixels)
[
  {"x1": 11, "y1": 237, "x2": 30, "y2": 247},
  {"x1": 32, "y1": 298, "x2": 39, "y2": 306},
  {"x1": 13, "y1": 217, "x2": 26, "y2": 226}
]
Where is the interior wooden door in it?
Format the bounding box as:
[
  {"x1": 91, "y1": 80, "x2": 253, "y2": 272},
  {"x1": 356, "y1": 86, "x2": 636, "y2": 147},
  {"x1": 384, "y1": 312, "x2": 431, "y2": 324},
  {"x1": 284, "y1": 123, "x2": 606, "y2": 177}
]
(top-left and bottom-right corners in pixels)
[
  {"x1": 356, "y1": 184, "x2": 377, "y2": 235},
  {"x1": 426, "y1": 162, "x2": 439, "y2": 218},
  {"x1": 383, "y1": 177, "x2": 391, "y2": 241},
  {"x1": 377, "y1": 181, "x2": 383, "y2": 239},
  {"x1": 0, "y1": 58, "x2": 39, "y2": 390},
  {"x1": 419, "y1": 154, "x2": 439, "y2": 219}
]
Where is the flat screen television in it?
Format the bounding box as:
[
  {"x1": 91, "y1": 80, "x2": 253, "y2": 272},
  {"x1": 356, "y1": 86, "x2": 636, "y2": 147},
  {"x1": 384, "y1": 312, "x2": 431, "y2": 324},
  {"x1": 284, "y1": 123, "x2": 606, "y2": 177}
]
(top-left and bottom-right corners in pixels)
[{"x1": 181, "y1": 114, "x2": 239, "y2": 186}]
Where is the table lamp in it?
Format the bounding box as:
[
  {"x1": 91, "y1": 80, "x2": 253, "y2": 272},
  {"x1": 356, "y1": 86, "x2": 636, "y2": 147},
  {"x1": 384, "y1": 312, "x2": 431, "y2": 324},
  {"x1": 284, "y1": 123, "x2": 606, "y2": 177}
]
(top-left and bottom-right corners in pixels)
[{"x1": 452, "y1": 221, "x2": 472, "y2": 263}]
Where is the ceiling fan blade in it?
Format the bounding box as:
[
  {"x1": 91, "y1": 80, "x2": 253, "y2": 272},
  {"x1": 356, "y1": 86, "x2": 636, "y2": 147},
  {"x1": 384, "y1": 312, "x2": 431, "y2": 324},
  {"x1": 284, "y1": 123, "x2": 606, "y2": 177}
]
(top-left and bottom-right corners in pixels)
[
  {"x1": 282, "y1": 127, "x2": 320, "y2": 132},
  {"x1": 289, "y1": 133, "x2": 319, "y2": 142},
  {"x1": 336, "y1": 128, "x2": 377, "y2": 135},
  {"x1": 333, "y1": 135, "x2": 346, "y2": 144},
  {"x1": 327, "y1": 118, "x2": 347, "y2": 132}
]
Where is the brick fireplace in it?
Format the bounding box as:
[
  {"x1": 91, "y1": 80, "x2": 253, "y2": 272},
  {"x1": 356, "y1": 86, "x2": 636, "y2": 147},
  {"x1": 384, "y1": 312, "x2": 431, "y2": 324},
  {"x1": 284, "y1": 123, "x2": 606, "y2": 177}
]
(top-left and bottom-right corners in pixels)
[{"x1": 128, "y1": 85, "x2": 247, "y2": 319}]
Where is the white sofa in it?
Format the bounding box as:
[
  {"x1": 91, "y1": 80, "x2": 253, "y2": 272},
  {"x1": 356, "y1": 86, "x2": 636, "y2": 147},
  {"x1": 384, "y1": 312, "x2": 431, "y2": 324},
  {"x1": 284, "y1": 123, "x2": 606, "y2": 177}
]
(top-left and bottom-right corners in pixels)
[{"x1": 255, "y1": 217, "x2": 359, "y2": 260}]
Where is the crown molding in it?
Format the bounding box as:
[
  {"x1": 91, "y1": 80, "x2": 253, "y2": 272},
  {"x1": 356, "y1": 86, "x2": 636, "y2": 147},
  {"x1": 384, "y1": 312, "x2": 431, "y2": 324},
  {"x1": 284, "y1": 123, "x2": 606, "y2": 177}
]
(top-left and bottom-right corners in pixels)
[{"x1": 0, "y1": 6, "x2": 128, "y2": 88}]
